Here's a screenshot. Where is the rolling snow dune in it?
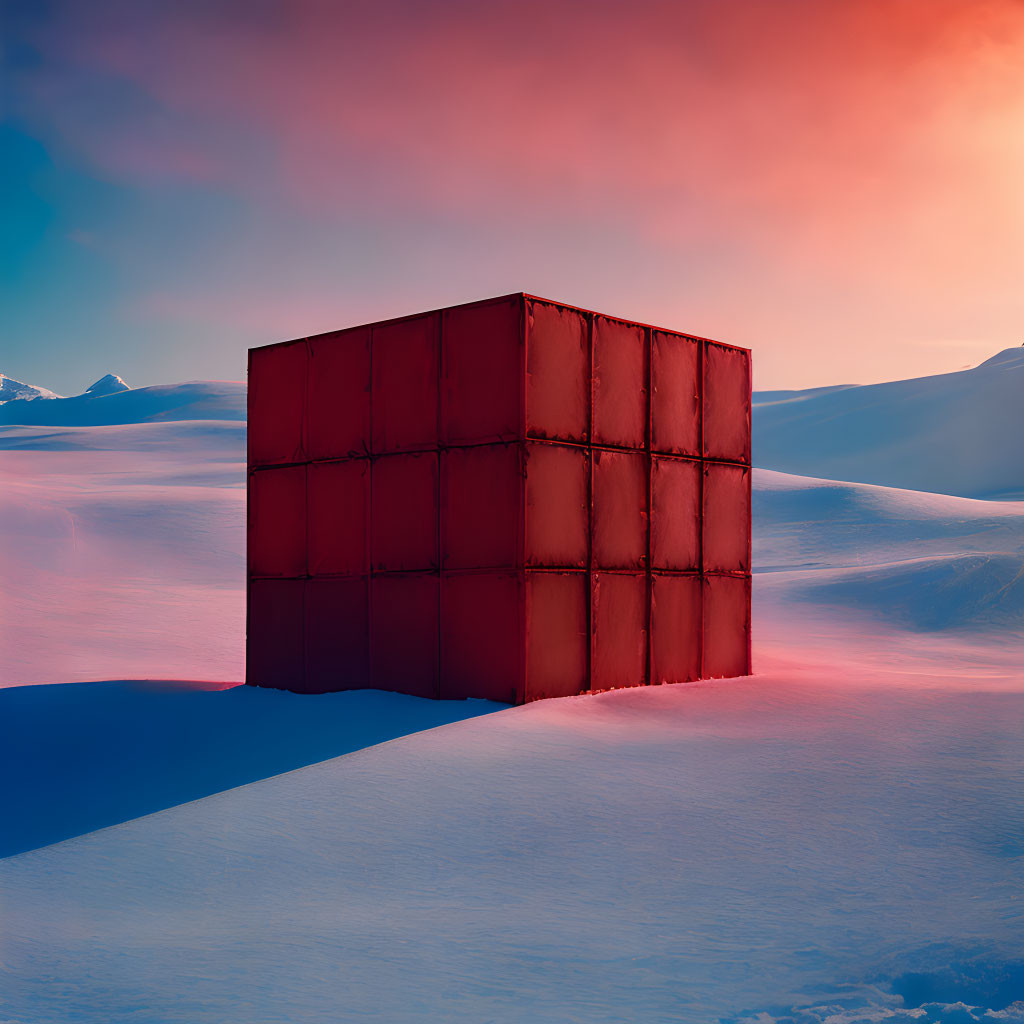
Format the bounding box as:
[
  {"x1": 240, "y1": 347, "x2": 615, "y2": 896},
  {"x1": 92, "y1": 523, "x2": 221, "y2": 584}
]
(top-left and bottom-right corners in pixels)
[
  {"x1": 2, "y1": 668, "x2": 1023, "y2": 1024},
  {"x1": 0, "y1": 379, "x2": 246, "y2": 425},
  {"x1": 754, "y1": 348, "x2": 1024, "y2": 498},
  {"x1": 0, "y1": 421, "x2": 246, "y2": 685},
  {"x1": 0, "y1": 682, "x2": 502, "y2": 859}
]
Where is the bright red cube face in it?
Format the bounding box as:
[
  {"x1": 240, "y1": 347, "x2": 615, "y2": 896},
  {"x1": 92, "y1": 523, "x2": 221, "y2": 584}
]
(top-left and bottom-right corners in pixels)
[
  {"x1": 703, "y1": 574, "x2": 751, "y2": 679},
  {"x1": 592, "y1": 449, "x2": 647, "y2": 569},
  {"x1": 248, "y1": 466, "x2": 306, "y2": 578},
  {"x1": 591, "y1": 572, "x2": 647, "y2": 691},
  {"x1": 371, "y1": 452, "x2": 439, "y2": 572},
  {"x1": 248, "y1": 340, "x2": 306, "y2": 467},
  {"x1": 248, "y1": 293, "x2": 750, "y2": 702},
  {"x1": 526, "y1": 571, "x2": 588, "y2": 701},
  {"x1": 370, "y1": 574, "x2": 439, "y2": 699},
  {"x1": 651, "y1": 456, "x2": 701, "y2": 571},
  {"x1": 650, "y1": 573, "x2": 701, "y2": 685},
  {"x1": 372, "y1": 314, "x2": 439, "y2": 454},
  {"x1": 305, "y1": 577, "x2": 369, "y2": 693},
  {"x1": 442, "y1": 297, "x2": 522, "y2": 446},
  {"x1": 651, "y1": 331, "x2": 700, "y2": 456},
  {"x1": 593, "y1": 316, "x2": 646, "y2": 448},
  {"x1": 704, "y1": 342, "x2": 751, "y2": 463},
  {"x1": 307, "y1": 327, "x2": 370, "y2": 460},
  {"x1": 703, "y1": 462, "x2": 751, "y2": 574},
  {"x1": 526, "y1": 299, "x2": 589, "y2": 443}
]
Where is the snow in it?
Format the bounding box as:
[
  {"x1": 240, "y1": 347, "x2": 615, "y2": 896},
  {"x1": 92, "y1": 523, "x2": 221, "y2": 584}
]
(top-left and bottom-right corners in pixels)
[
  {"x1": 83, "y1": 372, "x2": 131, "y2": 397},
  {"x1": 754, "y1": 348, "x2": 1024, "y2": 498},
  {"x1": 0, "y1": 373, "x2": 62, "y2": 403},
  {"x1": 1, "y1": 362, "x2": 1023, "y2": 1023},
  {"x1": 0, "y1": 378, "x2": 245, "y2": 425}
]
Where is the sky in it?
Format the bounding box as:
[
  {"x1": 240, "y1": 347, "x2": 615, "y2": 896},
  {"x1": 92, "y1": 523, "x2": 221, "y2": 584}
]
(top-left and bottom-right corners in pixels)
[{"x1": 3, "y1": 0, "x2": 1024, "y2": 394}]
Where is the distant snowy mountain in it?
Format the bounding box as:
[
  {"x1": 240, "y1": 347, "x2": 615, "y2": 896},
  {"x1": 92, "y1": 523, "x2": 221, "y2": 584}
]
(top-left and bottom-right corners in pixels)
[
  {"x1": 0, "y1": 375, "x2": 246, "y2": 425},
  {"x1": 0, "y1": 374, "x2": 62, "y2": 403},
  {"x1": 82, "y1": 373, "x2": 131, "y2": 398},
  {"x1": 754, "y1": 348, "x2": 1024, "y2": 498}
]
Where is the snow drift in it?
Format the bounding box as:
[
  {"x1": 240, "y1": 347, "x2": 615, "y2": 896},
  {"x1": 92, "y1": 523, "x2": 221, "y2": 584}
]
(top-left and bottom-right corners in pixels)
[{"x1": 754, "y1": 348, "x2": 1024, "y2": 498}]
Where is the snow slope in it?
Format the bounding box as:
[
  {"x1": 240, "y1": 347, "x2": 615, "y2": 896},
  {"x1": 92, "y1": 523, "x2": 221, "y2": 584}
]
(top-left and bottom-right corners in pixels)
[
  {"x1": 0, "y1": 379, "x2": 245, "y2": 425},
  {"x1": 0, "y1": 420, "x2": 246, "y2": 685},
  {"x1": 754, "y1": 348, "x2": 1024, "y2": 498},
  {"x1": 2, "y1": 663, "x2": 1023, "y2": 1024}
]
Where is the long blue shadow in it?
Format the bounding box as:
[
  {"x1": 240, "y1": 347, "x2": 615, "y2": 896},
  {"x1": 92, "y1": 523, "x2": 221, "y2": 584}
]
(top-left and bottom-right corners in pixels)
[{"x1": 0, "y1": 682, "x2": 505, "y2": 858}]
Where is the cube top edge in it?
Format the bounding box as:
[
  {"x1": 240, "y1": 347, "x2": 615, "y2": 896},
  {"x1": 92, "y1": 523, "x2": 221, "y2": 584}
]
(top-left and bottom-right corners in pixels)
[{"x1": 246, "y1": 291, "x2": 750, "y2": 359}]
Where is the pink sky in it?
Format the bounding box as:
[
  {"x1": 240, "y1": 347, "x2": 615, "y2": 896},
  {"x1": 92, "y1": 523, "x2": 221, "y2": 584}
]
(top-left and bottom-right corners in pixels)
[{"x1": 8, "y1": 0, "x2": 1024, "y2": 389}]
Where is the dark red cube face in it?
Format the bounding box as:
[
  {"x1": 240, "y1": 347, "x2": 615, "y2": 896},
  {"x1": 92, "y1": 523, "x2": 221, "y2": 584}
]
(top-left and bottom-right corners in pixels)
[
  {"x1": 370, "y1": 574, "x2": 439, "y2": 699},
  {"x1": 525, "y1": 442, "x2": 589, "y2": 568},
  {"x1": 592, "y1": 449, "x2": 647, "y2": 569},
  {"x1": 650, "y1": 573, "x2": 701, "y2": 685},
  {"x1": 308, "y1": 460, "x2": 369, "y2": 577},
  {"x1": 372, "y1": 314, "x2": 439, "y2": 453},
  {"x1": 651, "y1": 331, "x2": 700, "y2": 456},
  {"x1": 440, "y1": 572, "x2": 522, "y2": 702},
  {"x1": 442, "y1": 298, "x2": 522, "y2": 446},
  {"x1": 526, "y1": 571, "x2": 588, "y2": 701},
  {"x1": 305, "y1": 577, "x2": 370, "y2": 693},
  {"x1": 442, "y1": 443, "x2": 521, "y2": 571},
  {"x1": 371, "y1": 452, "x2": 438, "y2": 572},
  {"x1": 247, "y1": 579, "x2": 305, "y2": 690},
  {"x1": 593, "y1": 316, "x2": 646, "y2": 448},
  {"x1": 704, "y1": 342, "x2": 751, "y2": 463},
  {"x1": 703, "y1": 462, "x2": 751, "y2": 574},
  {"x1": 307, "y1": 328, "x2": 370, "y2": 460},
  {"x1": 591, "y1": 572, "x2": 647, "y2": 691},
  {"x1": 526, "y1": 299, "x2": 589, "y2": 443},
  {"x1": 248, "y1": 466, "x2": 307, "y2": 578},
  {"x1": 248, "y1": 341, "x2": 307, "y2": 467},
  {"x1": 651, "y1": 456, "x2": 700, "y2": 571},
  {"x1": 703, "y1": 574, "x2": 751, "y2": 679}
]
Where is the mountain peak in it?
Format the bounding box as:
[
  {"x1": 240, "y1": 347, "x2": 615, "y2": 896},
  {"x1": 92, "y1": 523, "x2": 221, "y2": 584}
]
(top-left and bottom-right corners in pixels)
[
  {"x1": 0, "y1": 374, "x2": 62, "y2": 404},
  {"x1": 975, "y1": 347, "x2": 1024, "y2": 370},
  {"x1": 84, "y1": 373, "x2": 131, "y2": 397}
]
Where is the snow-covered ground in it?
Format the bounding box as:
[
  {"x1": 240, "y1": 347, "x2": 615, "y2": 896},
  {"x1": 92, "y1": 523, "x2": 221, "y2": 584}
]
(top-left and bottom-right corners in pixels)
[{"x1": 1, "y1": 362, "x2": 1023, "y2": 1023}]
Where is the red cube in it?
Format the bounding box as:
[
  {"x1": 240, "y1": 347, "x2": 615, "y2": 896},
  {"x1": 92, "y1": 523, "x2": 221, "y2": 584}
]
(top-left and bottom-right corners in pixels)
[{"x1": 247, "y1": 293, "x2": 751, "y2": 701}]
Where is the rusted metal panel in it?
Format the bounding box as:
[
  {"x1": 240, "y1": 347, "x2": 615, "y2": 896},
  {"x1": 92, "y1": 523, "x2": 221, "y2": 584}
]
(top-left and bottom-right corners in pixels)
[
  {"x1": 650, "y1": 573, "x2": 701, "y2": 685},
  {"x1": 305, "y1": 577, "x2": 370, "y2": 693},
  {"x1": 307, "y1": 327, "x2": 370, "y2": 460},
  {"x1": 370, "y1": 573, "x2": 439, "y2": 699},
  {"x1": 525, "y1": 570, "x2": 588, "y2": 701},
  {"x1": 651, "y1": 330, "x2": 700, "y2": 456},
  {"x1": 247, "y1": 578, "x2": 305, "y2": 691},
  {"x1": 593, "y1": 316, "x2": 646, "y2": 448},
  {"x1": 247, "y1": 292, "x2": 751, "y2": 702},
  {"x1": 307, "y1": 459, "x2": 369, "y2": 577},
  {"x1": 703, "y1": 574, "x2": 752, "y2": 679},
  {"x1": 442, "y1": 296, "x2": 523, "y2": 446},
  {"x1": 440, "y1": 572, "x2": 523, "y2": 702},
  {"x1": 248, "y1": 465, "x2": 307, "y2": 578},
  {"x1": 371, "y1": 313, "x2": 440, "y2": 453},
  {"x1": 371, "y1": 452, "x2": 439, "y2": 572},
  {"x1": 248, "y1": 340, "x2": 307, "y2": 467},
  {"x1": 524, "y1": 441, "x2": 589, "y2": 568},
  {"x1": 591, "y1": 449, "x2": 647, "y2": 570},
  {"x1": 441, "y1": 443, "x2": 522, "y2": 571},
  {"x1": 651, "y1": 455, "x2": 701, "y2": 571},
  {"x1": 590, "y1": 572, "x2": 647, "y2": 692},
  {"x1": 704, "y1": 341, "x2": 752, "y2": 464},
  {"x1": 703, "y1": 462, "x2": 751, "y2": 574},
  {"x1": 525, "y1": 298, "x2": 589, "y2": 443}
]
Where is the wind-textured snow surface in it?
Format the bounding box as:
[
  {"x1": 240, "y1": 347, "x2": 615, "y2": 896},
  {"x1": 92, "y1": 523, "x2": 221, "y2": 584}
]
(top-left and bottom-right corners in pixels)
[
  {"x1": 2, "y1": 364, "x2": 1024, "y2": 1022},
  {"x1": 754, "y1": 348, "x2": 1024, "y2": 498}
]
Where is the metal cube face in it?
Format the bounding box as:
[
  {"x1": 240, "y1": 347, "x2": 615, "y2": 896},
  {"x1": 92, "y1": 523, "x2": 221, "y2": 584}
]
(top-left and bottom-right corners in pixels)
[{"x1": 247, "y1": 293, "x2": 751, "y2": 701}]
